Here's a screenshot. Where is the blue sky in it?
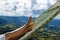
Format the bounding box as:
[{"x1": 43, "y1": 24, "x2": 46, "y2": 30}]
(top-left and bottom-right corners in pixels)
[{"x1": 0, "y1": 0, "x2": 60, "y2": 19}]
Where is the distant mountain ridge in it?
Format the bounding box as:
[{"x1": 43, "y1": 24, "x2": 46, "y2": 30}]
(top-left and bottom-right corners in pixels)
[
  {"x1": 0, "y1": 16, "x2": 60, "y2": 27},
  {"x1": 47, "y1": 19, "x2": 60, "y2": 27},
  {"x1": 0, "y1": 16, "x2": 35, "y2": 27},
  {"x1": 0, "y1": 16, "x2": 60, "y2": 34}
]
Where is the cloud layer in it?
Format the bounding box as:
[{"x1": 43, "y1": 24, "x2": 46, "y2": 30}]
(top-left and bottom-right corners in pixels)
[{"x1": 0, "y1": 0, "x2": 59, "y2": 19}]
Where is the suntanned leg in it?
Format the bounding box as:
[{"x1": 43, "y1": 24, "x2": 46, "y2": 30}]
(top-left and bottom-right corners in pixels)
[{"x1": 5, "y1": 16, "x2": 34, "y2": 40}]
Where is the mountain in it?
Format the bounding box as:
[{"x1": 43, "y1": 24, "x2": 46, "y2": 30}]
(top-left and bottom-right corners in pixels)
[
  {"x1": 0, "y1": 16, "x2": 60, "y2": 27},
  {"x1": 45, "y1": 19, "x2": 60, "y2": 32},
  {"x1": 0, "y1": 16, "x2": 36, "y2": 34},
  {"x1": 0, "y1": 16, "x2": 35, "y2": 27},
  {"x1": 47, "y1": 19, "x2": 60, "y2": 26},
  {"x1": 0, "y1": 16, "x2": 60, "y2": 34}
]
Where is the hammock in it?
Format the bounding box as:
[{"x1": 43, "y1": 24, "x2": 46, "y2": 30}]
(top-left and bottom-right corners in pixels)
[{"x1": 19, "y1": 1, "x2": 60, "y2": 40}]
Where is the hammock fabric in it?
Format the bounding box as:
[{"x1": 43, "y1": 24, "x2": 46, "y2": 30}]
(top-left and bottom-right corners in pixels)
[{"x1": 19, "y1": 1, "x2": 60, "y2": 40}]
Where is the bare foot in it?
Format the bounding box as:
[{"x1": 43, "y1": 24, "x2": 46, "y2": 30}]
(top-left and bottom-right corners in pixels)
[
  {"x1": 26, "y1": 22, "x2": 34, "y2": 32},
  {"x1": 25, "y1": 16, "x2": 35, "y2": 32}
]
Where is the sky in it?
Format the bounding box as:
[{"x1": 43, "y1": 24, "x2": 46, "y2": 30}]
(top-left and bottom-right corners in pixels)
[{"x1": 0, "y1": 0, "x2": 60, "y2": 19}]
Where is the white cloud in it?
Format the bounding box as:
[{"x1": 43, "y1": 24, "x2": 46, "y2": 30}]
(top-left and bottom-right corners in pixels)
[
  {"x1": 32, "y1": 4, "x2": 48, "y2": 10},
  {"x1": 49, "y1": 0, "x2": 56, "y2": 5},
  {"x1": 33, "y1": 0, "x2": 56, "y2": 10},
  {"x1": 0, "y1": 0, "x2": 34, "y2": 17},
  {"x1": 37, "y1": 0, "x2": 47, "y2": 4},
  {"x1": 0, "y1": 0, "x2": 59, "y2": 19}
]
